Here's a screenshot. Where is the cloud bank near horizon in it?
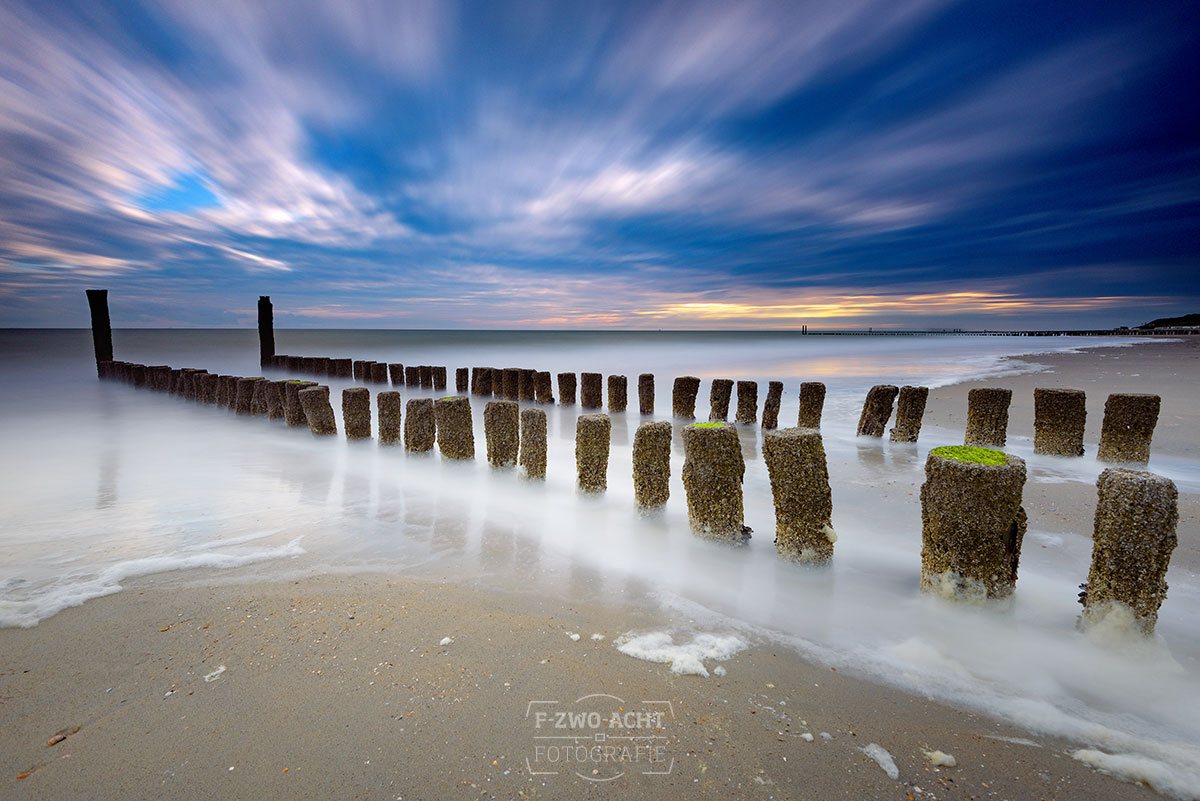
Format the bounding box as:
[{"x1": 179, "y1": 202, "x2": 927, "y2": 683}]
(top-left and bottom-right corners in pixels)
[{"x1": 0, "y1": 0, "x2": 1197, "y2": 329}]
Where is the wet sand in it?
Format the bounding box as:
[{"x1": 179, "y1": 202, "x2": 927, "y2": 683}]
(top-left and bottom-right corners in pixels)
[{"x1": 2, "y1": 337, "x2": 1196, "y2": 800}]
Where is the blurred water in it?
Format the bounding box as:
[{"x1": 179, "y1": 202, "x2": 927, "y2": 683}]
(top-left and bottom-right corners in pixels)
[{"x1": 1, "y1": 329, "x2": 1197, "y2": 793}]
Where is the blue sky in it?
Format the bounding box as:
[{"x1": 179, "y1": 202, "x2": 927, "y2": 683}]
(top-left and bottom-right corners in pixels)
[{"x1": 0, "y1": 0, "x2": 1196, "y2": 329}]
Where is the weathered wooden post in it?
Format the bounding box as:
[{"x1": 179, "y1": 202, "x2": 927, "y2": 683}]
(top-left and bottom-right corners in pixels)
[
  {"x1": 484, "y1": 400, "x2": 520, "y2": 467},
  {"x1": 434, "y1": 396, "x2": 474, "y2": 459},
  {"x1": 334, "y1": 358, "x2": 353, "y2": 378},
  {"x1": 964, "y1": 388, "x2": 1012, "y2": 447},
  {"x1": 353, "y1": 360, "x2": 366, "y2": 381},
  {"x1": 299, "y1": 386, "x2": 338, "y2": 436},
  {"x1": 405, "y1": 366, "x2": 420, "y2": 388},
  {"x1": 557, "y1": 372, "x2": 577, "y2": 405},
  {"x1": 890, "y1": 385, "x2": 929, "y2": 443},
  {"x1": 682, "y1": 422, "x2": 748, "y2": 542},
  {"x1": 370, "y1": 362, "x2": 389, "y2": 384},
  {"x1": 456, "y1": 367, "x2": 469, "y2": 393},
  {"x1": 638, "y1": 373, "x2": 654, "y2": 415},
  {"x1": 377, "y1": 391, "x2": 401, "y2": 445},
  {"x1": 86, "y1": 289, "x2": 114, "y2": 376},
  {"x1": 283, "y1": 380, "x2": 316, "y2": 427},
  {"x1": 250, "y1": 378, "x2": 269, "y2": 416},
  {"x1": 856, "y1": 385, "x2": 898, "y2": 437},
  {"x1": 1097, "y1": 393, "x2": 1161, "y2": 464},
  {"x1": 404, "y1": 398, "x2": 435, "y2": 452},
  {"x1": 433, "y1": 366, "x2": 448, "y2": 391},
  {"x1": 735, "y1": 380, "x2": 758, "y2": 425},
  {"x1": 632, "y1": 420, "x2": 671, "y2": 509},
  {"x1": 520, "y1": 408, "x2": 547, "y2": 479},
  {"x1": 764, "y1": 428, "x2": 835, "y2": 563},
  {"x1": 343, "y1": 387, "x2": 372, "y2": 440},
  {"x1": 502, "y1": 368, "x2": 520, "y2": 400},
  {"x1": 797, "y1": 381, "x2": 826, "y2": 428},
  {"x1": 919, "y1": 446, "x2": 1027, "y2": 601},
  {"x1": 575, "y1": 413, "x2": 611, "y2": 493},
  {"x1": 265, "y1": 380, "x2": 286, "y2": 420},
  {"x1": 1079, "y1": 468, "x2": 1178, "y2": 635},
  {"x1": 235, "y1": 377, "x2": 265, "y2": 415},
  {"x1": 534, "y1": 371, "x2": 554, "y2": 404},
  {"x1": 518, "y1": 369, "x2": 536, "y2": 402},
  {"x1": 672, "y1": 376, "x2": 701, "y2": 419},
  {"x1": 388, "y1": 363, "x2": 404, "y2": 386},
  {"x1": 708, "y1": 378, "x2": 733, "y2": 421},
  {"x1": 1033, "y1": 388, "x2": 1086, "y2": 456},
  {"x1": 580, "y1": 372, "x2": 603, "y2": 409},
  {"x1": 257, "y1": 296, "x2": 275, "y2": 367},
  {"x1": 607, "y1": 374, "x2": 628, "y2": 413},
  {"x1": 762, "y1": 381, "x2": 783, "y2": 429}
]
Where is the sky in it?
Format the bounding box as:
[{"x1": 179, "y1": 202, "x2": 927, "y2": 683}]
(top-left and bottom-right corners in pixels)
[{"x1": 0, "y1": 0, "x2": 1197, "y2": 330}]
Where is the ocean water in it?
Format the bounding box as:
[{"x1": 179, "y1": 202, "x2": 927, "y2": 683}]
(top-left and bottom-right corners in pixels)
[{"x1": 1, "y1": 329, "x2": 1198, "y2": 796}]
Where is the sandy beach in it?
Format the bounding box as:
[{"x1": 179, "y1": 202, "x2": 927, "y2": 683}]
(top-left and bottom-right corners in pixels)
[{"x1": 1, "y1": 337, "x2": 1196, "y2": 801}]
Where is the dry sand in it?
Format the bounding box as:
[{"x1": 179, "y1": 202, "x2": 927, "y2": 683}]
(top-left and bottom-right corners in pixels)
[{"x1": 2, "y1": 337, "x2": 1196, "y2": 801}]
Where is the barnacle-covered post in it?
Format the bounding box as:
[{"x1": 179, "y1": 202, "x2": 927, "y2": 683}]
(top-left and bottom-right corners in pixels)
[
  {"x1": 405, "y1": 366, "x2": 420, "y2": 388},
  {"x1": 762, "y1": 381, "x2": 783, "y2": 429},
  {"x1": 735, "y1": 380, "x2": 758, "y2": 425},
  {"x1": 418, "y1": 365, "x2": 434, "y2": 389},
  {"x1": 484, "y1": 400, "x2": 520, "y2": 468},
  {"x1": 520, "y1": 408, "x2": 548, "y2": 479},
  {"x1": 1033, "y1": 388, "x2": 1086, "y2": 457},
  {"x1": 1079, "y1": 468, "x2": 1178, "y2": 635},
  {"x1": 235, "y1": 377, "x2": 265, "y2": 415},
  {"x1": 371, "y1": 362, "x2": 389, "y2": 385},
  {"x1": 632, "y1": 420, "x2": 671, "y2": 509},
  {"x1": 638, "y1": 373, "x2": 654, "y2": 415},
  {"x1": 456, "y1": 367, "x2": 469, "y2": 393},
  {"x1": 377, "y1": 390, "x2": 401, "y2": 445},
  {"x1": 249, "y1": 378, "x2": 269, "y2": 416},
  {"x1": 342, "y1": 387, "x2": 372, "y2": 440},
  {"x1": 502, "y1": 368, "x2": 520, "y2": 401},
  {"x1": 388, "y1": 363, "x2": 404, "y2": 386},
  {"x1": 404, "y1": 398, "x2": 435, "y2": 452},
  {"x1": 856, "y1": 384, "x2": 898, "y2": 437},
  {"x1": 434, "y1": 396, "x2": 474, "y2": 459},
  {"x1": 575, "y1": 413, "x2": 611, "y2": 493},
  {"x1": 283, "y1": 380, "x2": 316, "y2": 427},
  {"x1": 534, "y1": 371, "x2": 554, "y2": 404},
  {"x1": 708, "y1": 378, "x2": 733, "y2": 421},
  {"x1": 518, "y1": 369, "x2": 536, "y2": 402},
  {"x1": 919, "y1": 446, "x2": 1027, "y2": 601},
  {"x1": 607, "y1": 374, "x2": 628, "y2": 413},
  {"x1": 964, "y1": 388, "x2": 1012, "y2": 447},
  {"x1": 672, "y1": 376, "x2": 701, "y2": 419},
  {"x1": 557, "y1": 372, "x2": 577, "y2": 405},
  {"x1": 889, "y1": 385, "x2": 929, "y2": 443},
  {"x1": 580, "y1": 372, "x2": 603, "y2": 409},
  {"x1": 1097, "y1": 393, "x2": 1160, "y2": 464},
  {"x1": 681, "y1": 422, "x2": 748, "y2": 542},
  {"x1": 433, "y1": 366, "x2": 448, "y2": 392},
  {"x1": 763, "y1": 427, "x2": 835, "y2": 563},
  {"x1": 298, "y1": 386, "x2": 338, "y2": 436},
  {"x1": 797, "y1": 381, "x2": 825, "y2": 428}
]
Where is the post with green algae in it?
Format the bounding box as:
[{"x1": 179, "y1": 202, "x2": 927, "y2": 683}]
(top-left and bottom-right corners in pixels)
[
  {"x1": 964, "y1": 387, "x2": 1012, "y2": 447},
  {"x1": 797, "y1": 382, "x2": 826, "y2": 428},
  {"x1": 434, "y1": 396, "x2": 474, "y2": 460},
  {"x1": 763, "y1": 427, "x2": 835, "y2": 563},
  {"x1": 672, "y1": 376, "x2": 701, "y2": 419},
  {"x1": 519, "y1": 408, "x2": 548, "y2": 479},
  {"x1": 681, "y1": 422, "x2": 750, "y2": 542},
  {"x1": 607, "y1": 374, "x2": 628, "y2": 413},
  {"x1": 890, "y1": 385, "x2": 929, "y2": 443},
  {"x1": 484, "y1": 400, "x2": 520, "y2": 468},
  {"x1": 632, "y1": 420, "x2": 671, "y2": 509},
  {"x1": 404, "y1": 398, "x2": 435, "y2": 453},
  {"x1": 342, "y1": 387, "x2": 372, "y2": 440},
  {"x1": 377, "y1": 390, "x2": 401, "y2": 445},
  {"x1": 283, "y1": 380, "x2": 316, "y2": 427},
  {"x1": 557, "y1": 372, "x2": 577, "y2": 405},
  {"x1": 298, "y1": 386, "x2": 338, "y2": 436},
  {"x1": 735, "y1": 380, "x2": 758, "y2": 425},
  {"x1": 762, "y1": 381, "x2": 783, "y2": 429},
  {"x1": 1079, "y1": 468, "x2": 1178, "y2": 635},
  {"x1": 856, "y1": 384, "x2": 898, "y2": 437},
  {"x1": 919, "y1": 445, "x2": 1027, "y2": 601},
  {"x1": 575, "y1": 413, "x2": 611, "y2": 493},
  {"x1": 1034, "y1": 388, "x2": 1086, "y2": 456},
  {"x1": 638, "y1": 373, "x2": 654, "y2": 415},
  {"x1": 1097, "y1": 393, "x2": 1160, "y2": 464},
  {"x1": 708, "y1": 378, "x2": 733, "y2": 421}
]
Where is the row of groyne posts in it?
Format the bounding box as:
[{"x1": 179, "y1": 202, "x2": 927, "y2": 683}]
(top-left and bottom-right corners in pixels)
[{"x1": 87, "y1": 291, "x2": 1180, "y2": 636}]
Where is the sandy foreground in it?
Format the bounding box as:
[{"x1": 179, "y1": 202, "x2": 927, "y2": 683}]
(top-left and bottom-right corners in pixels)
[{"x1": 2, "y1": 337, "x2": 1196, "y2": 801}]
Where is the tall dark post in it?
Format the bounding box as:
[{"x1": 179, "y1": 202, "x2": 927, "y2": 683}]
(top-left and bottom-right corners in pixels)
[
  {"x1": 86, "y1": 289, "x2": 113, "y2": 374},
  {"x1": 257, "y1": 296, "x2": 275, "y2": 367}
]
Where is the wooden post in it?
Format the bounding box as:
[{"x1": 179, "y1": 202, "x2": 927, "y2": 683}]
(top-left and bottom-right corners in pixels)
[
  {"x1": 86, "y1": 289, "x2": 113, "y2": 375},
  {"x1": 257, "y1": 296, "x2": 275, "y2": 366}
]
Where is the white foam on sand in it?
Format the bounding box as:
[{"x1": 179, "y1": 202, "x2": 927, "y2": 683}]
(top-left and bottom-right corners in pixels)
[
  {"x1": 860, "y1": 743, "x2": 899, "y2": 779},
  {"x1": 1072, "y1": 749, "x2": 1200, "y2": 800},
  {"x1": 0, "y1": 537, "x2": 305, "y2": 628},
  {"x1": 614, "y1": 630, "x2": 747, "y2": 677}
]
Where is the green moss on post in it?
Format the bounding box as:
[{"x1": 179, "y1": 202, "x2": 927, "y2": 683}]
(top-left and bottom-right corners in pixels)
[{"x1": 930, "y1": 445, "x2": 1007, "y2": 466}]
